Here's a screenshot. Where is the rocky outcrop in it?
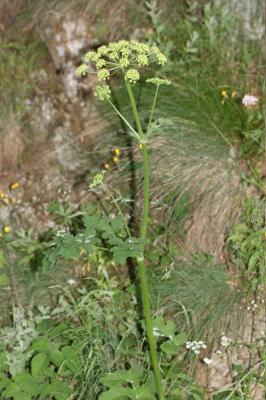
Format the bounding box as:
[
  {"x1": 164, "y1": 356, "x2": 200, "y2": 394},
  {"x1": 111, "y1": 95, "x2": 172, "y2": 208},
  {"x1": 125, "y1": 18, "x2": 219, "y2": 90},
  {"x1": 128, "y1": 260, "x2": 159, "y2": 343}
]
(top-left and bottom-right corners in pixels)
[{"x1": 215, "y1": 0, "x2": 265, "y2": 40}]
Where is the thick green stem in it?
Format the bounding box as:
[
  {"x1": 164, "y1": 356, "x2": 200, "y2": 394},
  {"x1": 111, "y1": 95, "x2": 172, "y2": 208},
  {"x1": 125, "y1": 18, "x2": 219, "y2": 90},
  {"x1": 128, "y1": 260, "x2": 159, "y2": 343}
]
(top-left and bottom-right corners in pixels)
[
  {"x1": 125, "y1": 80, "x2": 144, "y2": 139},
  {"x1": 125, "y1": 82, "x2": 164, "y2": 400}
]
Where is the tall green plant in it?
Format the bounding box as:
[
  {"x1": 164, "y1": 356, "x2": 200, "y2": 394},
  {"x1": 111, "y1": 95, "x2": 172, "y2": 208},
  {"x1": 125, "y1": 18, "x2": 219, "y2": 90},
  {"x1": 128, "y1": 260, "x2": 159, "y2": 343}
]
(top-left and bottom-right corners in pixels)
[{"x1": 76, "y1": 40, "x2": 171, "y2": 400}]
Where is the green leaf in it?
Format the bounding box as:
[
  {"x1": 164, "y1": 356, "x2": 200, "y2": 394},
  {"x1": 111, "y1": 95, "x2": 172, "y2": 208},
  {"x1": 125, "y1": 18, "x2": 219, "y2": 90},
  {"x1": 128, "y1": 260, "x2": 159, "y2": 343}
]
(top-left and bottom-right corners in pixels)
[
  {"x1": 14, "y1": 373, "x2": 41, "y2": 396},
  {"x1": 0, "y1": 374, "x2": 11, "y2": 390},
  {"x1": 36, "y1": 318, "x2": 55, "y2": 333},
  {"x1": 31, "y1": 353, "x2": 49, "y2": 377},
  {"x1": 14, "y1": 393, "x2": 31, "y2": 400},
  {"x1": 49, "y1": 350, "x2": 64, "y2": 367},
  {"x1": 110, "y1": 216, "x2": 124, "y2": 232},
  {"x1": 99, "y1": 386, "x2": 134, "y2": 400},
  {"x1": 100, "y1": 366, "x2": 143, "y2": 388},
  {"x1": 0, "y1": 352, "x2": 7, "y2": 373},
  {"x1": 173, "y1": 332, "x2": 187, "y2": 346},
  {"x1": 3, "y1": 382, "x2": 20, "y2": 397},
  {"x1": 152, "y1": 316, "x2": 175, "y2": 339},
  {"x1": 160, "y1": 340, "x2": 179, "y2": 355},
  {"x1": 49, "y1": 322, "x2": 69, "y2": 338},
  {"x1": 41, "y1": 380, "x2": 71, "y2": 400},
  {"x1": 84, "y1": 215, "x2": 100, "y2": 235},
  {"x1": 135, "y1": 372, "x2": 156, "y2": 399},
  {"x1": 58, "y1": 235, "x2": 80, "y2": 259},
  {"x1": 30, "y1": 338, "x2": 52, "y2": 352},
  {"x1": 61, "y1": 345, "x2": 80, "y2": 373},
  {"x1": 161, "y1": 332, "x2": 187, "y2": 355}
]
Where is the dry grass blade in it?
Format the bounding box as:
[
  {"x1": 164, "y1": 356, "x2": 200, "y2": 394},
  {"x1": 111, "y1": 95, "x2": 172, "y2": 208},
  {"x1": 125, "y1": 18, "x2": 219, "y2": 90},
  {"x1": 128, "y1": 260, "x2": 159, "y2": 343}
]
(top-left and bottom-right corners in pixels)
[{"x1": 0, "y1": 116, "x2": 24, "y2": 173}]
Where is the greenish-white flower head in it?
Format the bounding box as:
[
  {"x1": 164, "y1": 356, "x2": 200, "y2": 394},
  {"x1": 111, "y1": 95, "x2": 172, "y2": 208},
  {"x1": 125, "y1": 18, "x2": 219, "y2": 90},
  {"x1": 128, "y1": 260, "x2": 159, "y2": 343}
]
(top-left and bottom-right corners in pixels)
[
  {"x1": 75, "y1": 40, "x2": 168, "y2": 100},
  {"x1": 97, "y1": 69, "x2": 110, "y2": 81},
  {"x1": 75, "y1": 64, "x2": 88, "y2": 76},
  {"x1": 95, "y1": 84, "x2": 111, "y2": 101},
  {"x1": 125, "y1": 69, "x2": 140, "y2": 84}
]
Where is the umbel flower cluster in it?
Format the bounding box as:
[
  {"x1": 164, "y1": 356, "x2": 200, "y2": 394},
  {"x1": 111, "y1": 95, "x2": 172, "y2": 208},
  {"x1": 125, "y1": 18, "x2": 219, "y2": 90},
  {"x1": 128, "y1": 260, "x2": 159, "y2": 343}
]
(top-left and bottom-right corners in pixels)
[
  {"x1": 186, "y1": 340, "x2": 207, "y2": 354},
  {"x1": 75, "y1": 40, "x2": 170, "y2": 101}
]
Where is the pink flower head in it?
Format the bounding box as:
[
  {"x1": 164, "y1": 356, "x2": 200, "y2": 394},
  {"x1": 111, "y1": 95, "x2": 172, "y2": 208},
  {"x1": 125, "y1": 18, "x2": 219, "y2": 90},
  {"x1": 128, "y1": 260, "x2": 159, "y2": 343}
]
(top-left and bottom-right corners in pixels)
[{"x1": 242, "y1": 94, "x2": 259, "y2": 107}]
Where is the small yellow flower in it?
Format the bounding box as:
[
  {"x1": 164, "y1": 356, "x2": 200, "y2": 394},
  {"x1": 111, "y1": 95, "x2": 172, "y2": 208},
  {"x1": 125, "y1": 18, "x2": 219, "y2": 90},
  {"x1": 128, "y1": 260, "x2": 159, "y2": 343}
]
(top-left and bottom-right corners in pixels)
[
  {"x1": 231, "y1": 91, "x2": 238, "y2": 98},
  {"x1": 3, "y1": 226, "x2": 10, "y2": 234},
  {"x1": 112, "y1": 156, "x2": 119, "y2": 163},
  {"x1": 103, "y1": 163, "x2": 110, "y2": 170},
  {"x1": 2, "y1": 197, "x2": 9, "y2": 205},
  {"x1": 114, "y1": 148, "x2": 120, "y2": 156},
  {"x1": 0, "y1": 232, "x2": 2, "y2": 239},
  {"x1": 221, "y1": 90, "x2": 228, "y2": 98},
  {"x1": 9, "y1": 182, "x2": 20, "y2": 190},
  {"x1": 139, "y1": 143, "x2": 143, "y2": 150}
]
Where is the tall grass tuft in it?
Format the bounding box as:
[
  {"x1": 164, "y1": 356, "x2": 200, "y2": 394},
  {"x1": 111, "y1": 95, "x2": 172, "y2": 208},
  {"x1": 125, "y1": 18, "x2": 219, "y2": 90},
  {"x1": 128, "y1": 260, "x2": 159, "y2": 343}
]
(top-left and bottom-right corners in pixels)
[{"x1": 153, "y1": 253, "x2": 244, "y2": 341}]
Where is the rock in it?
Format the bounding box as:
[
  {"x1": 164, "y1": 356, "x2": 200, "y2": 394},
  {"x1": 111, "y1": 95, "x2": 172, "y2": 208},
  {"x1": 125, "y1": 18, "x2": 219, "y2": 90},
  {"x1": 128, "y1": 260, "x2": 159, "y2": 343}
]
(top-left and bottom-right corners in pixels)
[
  {"x1": 40, "y1": 12, "x2": 97, "y2": 101},
  {"x1": 215, "y1": 0, "x2": 264, "y2": 40},
  {"x1": 0, "y1": 207, "x2": 11, "y2": 224},
  {"x1": 53, "y1": 125, "x2": 83, "y2": 172}
]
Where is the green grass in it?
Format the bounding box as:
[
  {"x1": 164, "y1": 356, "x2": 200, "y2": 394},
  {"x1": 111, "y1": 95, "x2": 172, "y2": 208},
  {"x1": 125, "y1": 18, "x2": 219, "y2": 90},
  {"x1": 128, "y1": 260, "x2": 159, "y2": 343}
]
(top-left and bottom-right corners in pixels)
[
  {"x1": 0, "y1": 34, "x2": 49, "y2": 121},
  {"x1": 152, "y1": 254, "x2": 243, "y2": 341}
]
